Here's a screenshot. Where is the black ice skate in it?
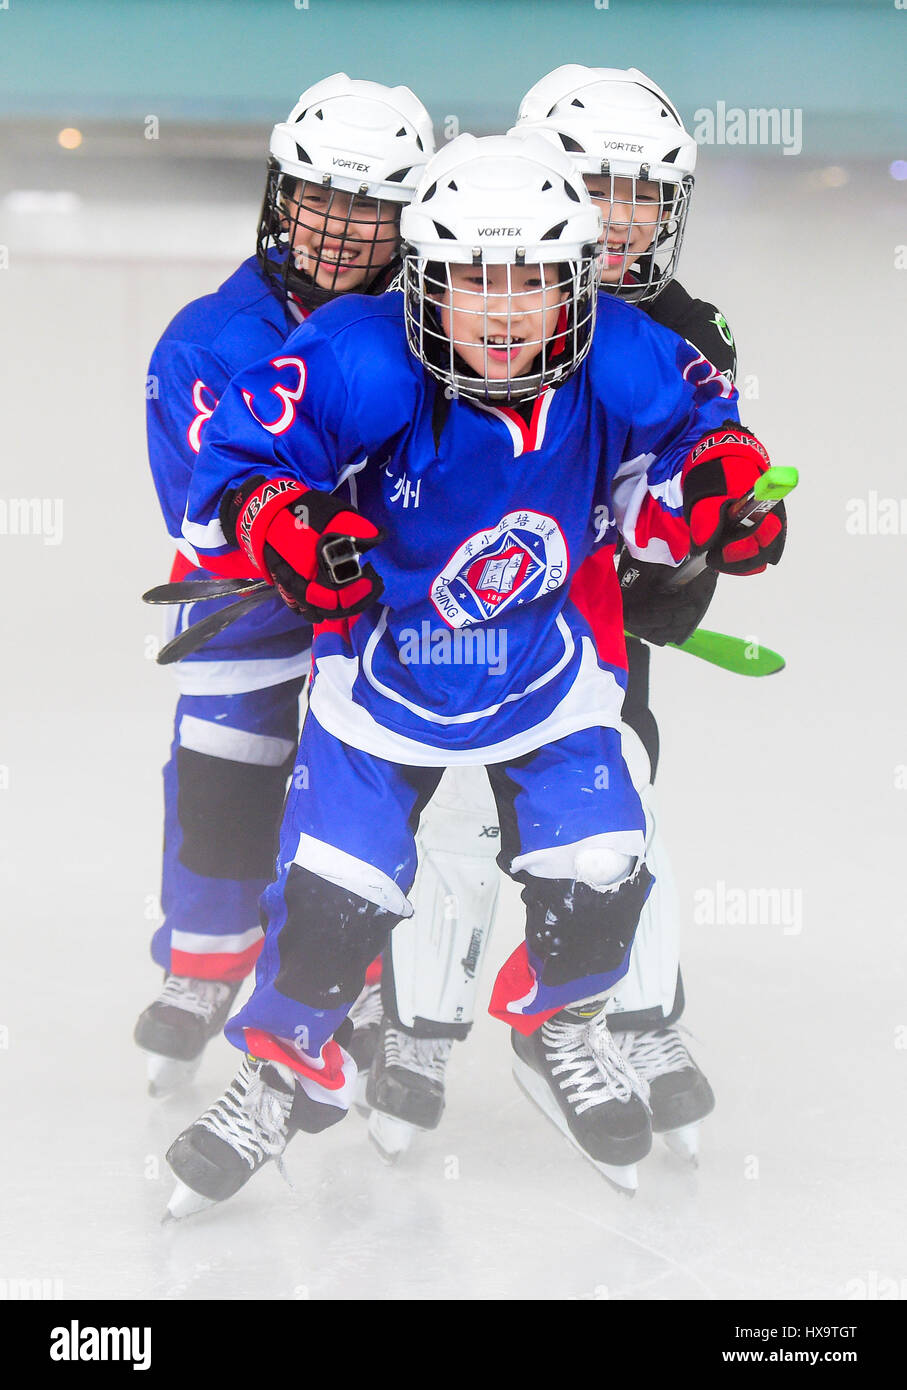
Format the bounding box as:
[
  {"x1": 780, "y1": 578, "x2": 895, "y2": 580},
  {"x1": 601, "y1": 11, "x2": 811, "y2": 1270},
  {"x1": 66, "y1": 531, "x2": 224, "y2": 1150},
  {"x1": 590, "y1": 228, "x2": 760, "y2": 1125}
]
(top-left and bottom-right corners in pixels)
[
  {"x1": 346, "y1": 980, "x2": 384, "y2": 1114},
  {"x1": 365, "y1": 1018, "x2": 453, "y2": 1164},
  {"x1": 165, "y1": 1054, "x2": 297, "y2": 1219},
  {"x1": 134, "y1": 973, "x2": 241, "y2": 1097},
  {"x1": 612, "y1": 1026, "x2": 715, "y2": 1164},
  {"x1": 511, "y1": 1004, "x2": 652, "y2": 1195}
]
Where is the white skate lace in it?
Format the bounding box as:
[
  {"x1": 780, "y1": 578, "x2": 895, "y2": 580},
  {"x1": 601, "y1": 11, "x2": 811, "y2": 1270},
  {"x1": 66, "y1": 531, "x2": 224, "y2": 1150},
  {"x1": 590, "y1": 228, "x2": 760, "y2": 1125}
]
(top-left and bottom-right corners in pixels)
[
  {"x1": 542, "y1": 1016, "x2": 650, "y2": 1115},
  {"x1": 197, "y1": 1057, "x2": 294, "y2": 1171},
  {"x1": 383, "y1": 1027, "x2": 452, "y2": 1084},
  {"x1": 611, "y1": 1027, "x2": 693, "y2": 1083},
  {"x1": 349, "y1": 981, "x2": 383, "y2": 1032},
  {"x1": 157, "y1": 973, "x2": 233, "y2": 1023}
]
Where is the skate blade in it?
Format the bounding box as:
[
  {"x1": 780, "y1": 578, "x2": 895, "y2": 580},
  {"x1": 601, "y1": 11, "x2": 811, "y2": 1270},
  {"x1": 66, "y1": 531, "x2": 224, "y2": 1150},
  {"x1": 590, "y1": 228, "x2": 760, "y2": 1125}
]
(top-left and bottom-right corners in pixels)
[
  {"x1": 661, "y1": 1123, "x2": 701, "y2": 1166},
  {"x1": 144, "y1": 1052, "x2": 202, "y2": 1098},
  {"x1": 164, "y1": 1178, "x2": 216, "y2": 1222},
  {"x1": 512, "y1": 1060, "x2": 640, "y2": 1197},
  {"x1": 367, "y1": 1109, "x2": 418, "y2": 1166}
]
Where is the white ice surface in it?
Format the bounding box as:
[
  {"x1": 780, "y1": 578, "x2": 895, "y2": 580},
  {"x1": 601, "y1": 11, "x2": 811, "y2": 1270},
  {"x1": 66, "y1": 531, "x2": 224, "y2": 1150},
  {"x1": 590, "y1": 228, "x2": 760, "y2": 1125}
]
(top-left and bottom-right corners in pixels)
[{"x1": 0, "y1": 157, "x2": 905, "y2": 1301}]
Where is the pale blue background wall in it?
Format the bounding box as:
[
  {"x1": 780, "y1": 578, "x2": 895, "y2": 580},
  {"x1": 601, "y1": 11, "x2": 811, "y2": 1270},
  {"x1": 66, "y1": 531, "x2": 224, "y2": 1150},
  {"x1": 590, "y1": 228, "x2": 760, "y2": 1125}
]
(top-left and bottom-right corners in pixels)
[{"x1": 0, "y1": 0, "x2": 904, "y2": 155}]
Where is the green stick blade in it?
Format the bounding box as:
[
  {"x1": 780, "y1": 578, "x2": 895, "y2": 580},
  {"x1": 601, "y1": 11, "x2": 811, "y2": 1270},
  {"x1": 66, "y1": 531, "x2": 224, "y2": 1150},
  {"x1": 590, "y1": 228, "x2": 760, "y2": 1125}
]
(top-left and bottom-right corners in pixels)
[{"x1": 670, "y1": 627, "x2": 786, "y2": 676}]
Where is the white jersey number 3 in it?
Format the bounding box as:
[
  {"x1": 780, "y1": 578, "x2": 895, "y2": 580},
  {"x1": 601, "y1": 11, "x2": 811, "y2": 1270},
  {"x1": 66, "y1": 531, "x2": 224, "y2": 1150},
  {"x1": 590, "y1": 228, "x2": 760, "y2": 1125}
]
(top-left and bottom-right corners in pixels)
[{"x1": 242, "y1": 356, "x2": 307, "y2": 436}]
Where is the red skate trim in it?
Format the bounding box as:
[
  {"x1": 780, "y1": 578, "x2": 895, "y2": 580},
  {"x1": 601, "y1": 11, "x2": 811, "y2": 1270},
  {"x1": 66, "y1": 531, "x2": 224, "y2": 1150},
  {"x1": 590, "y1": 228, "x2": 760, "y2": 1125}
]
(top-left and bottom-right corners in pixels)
[
  {"x1": 487, "y1": 943, "x2": 562, "y2": 1036},
  {"x1": 364, "y1": 956, "x2": 383, "y2": 986},
  {"x1": 243, "y1": 1028, "x2": 348, "y2": 1091},
  {"x1": 569, "y1": 544, "x2": 627, "y2": 671},
  {"x1": 170, "y1": 939, "x2": 263, "y2": 983}
]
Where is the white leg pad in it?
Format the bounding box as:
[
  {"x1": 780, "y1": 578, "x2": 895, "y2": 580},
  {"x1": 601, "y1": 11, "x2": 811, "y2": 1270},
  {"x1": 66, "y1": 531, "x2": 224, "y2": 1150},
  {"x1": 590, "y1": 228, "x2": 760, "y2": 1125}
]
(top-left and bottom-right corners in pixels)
[
  {"x1": 606, "y1": 726, "x2": 680, "y2": 1020},
  {"x1": 389, "y1": 766, "x2": 501, "y2": 1031}
]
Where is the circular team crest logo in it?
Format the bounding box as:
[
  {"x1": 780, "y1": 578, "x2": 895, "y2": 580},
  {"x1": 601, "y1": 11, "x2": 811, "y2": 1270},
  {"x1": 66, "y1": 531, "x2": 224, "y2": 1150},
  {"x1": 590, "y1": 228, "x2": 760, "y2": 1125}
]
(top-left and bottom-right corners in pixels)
[{"x1": 431, "y1": 510, "x2": 568, "y2": 629}]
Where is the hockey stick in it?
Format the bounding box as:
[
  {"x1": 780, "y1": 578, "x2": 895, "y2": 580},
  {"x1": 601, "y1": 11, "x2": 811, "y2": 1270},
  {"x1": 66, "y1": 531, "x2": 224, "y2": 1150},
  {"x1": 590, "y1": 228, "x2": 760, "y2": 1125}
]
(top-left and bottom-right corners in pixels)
[
  {"x1": 155, "y1": 588, "x2": 276, "y2": 666},
  {"x1": 623, "y1": 466, "x2": 796, "y2": 675},
  {"x1": 157, "y1": 595, "x2": 783, "y2": 675},
  {"x1": 154, "y1": 592, "x2": 785, "y2": 674},
  {"x1": 143, "y1": 577, "x2": 269, "y2": 604},
  {"x1": 669, "y1": 628, "x2": 784, "y2": 676},
  {"x1": 666, "y1": 465, "x2": 798, "y2": 590},
  {"x1": 150, "y1": 468, "x2": 795, "y2": 670},
  {"x1": 626, "y1": 625, "x2": 784, "y2": 676},
  {"x1": 147, "y1": 531, "x2": 375, "y2": 663}
]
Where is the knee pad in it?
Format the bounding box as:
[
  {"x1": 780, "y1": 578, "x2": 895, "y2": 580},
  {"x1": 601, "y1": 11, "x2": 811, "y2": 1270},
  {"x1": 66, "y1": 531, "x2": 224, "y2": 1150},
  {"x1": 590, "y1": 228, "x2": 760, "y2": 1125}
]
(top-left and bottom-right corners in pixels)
[
  {"x1": 176, "y1": 746, "x2": 294, "y2": 880},
  {"x1": 276, "y1": 865, "x2": 403, "y2": 1010},
  {"x1": 521, "y1": 862, "x2": 654, "y2": 989}
]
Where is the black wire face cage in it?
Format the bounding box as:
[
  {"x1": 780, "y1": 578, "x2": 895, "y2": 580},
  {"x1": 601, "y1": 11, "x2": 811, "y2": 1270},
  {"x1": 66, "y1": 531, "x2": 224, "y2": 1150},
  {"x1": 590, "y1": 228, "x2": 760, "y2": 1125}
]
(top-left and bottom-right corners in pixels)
[
  {"x1": 587, "y1": 173, "x2": 693, "y2": 304},
  {"x1": 403, "y1": 254, "x2": 599, "y2": 405},
  {"x1": 256, "y1": 161, "x2": 404, "y2": 310}
]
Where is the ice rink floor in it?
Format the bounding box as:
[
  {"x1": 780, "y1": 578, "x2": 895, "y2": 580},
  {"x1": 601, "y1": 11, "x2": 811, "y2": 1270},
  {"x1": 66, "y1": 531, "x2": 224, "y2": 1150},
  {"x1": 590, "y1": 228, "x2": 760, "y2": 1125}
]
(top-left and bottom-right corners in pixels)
[{"x1": 1, "y1": 146, "x2": 905, "y2": 1300}]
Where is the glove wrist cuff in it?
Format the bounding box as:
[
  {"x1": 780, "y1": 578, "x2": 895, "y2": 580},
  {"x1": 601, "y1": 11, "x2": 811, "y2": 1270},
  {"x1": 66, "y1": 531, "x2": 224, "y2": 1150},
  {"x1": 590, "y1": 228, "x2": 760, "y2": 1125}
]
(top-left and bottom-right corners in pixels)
[
  {"x1": 682, "y1": 425, "x2": 770, "y2": 494},
  {"x1": 223, "y1": 476, "x2": 309, "y2": 579}
]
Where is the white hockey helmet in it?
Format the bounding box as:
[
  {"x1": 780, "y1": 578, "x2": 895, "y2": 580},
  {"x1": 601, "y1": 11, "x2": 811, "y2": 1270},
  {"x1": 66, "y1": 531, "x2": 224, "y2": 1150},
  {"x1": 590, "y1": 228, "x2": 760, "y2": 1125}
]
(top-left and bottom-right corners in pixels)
[
  {"x1": 257, "y1": 73, "x2": 435, "y2": 308},
  {"x1": 401, "y1": 132, "x2": 602, "y2": 403},
  {"x1": 514, "y1": 66, "x2": 697, "y2": 302}
]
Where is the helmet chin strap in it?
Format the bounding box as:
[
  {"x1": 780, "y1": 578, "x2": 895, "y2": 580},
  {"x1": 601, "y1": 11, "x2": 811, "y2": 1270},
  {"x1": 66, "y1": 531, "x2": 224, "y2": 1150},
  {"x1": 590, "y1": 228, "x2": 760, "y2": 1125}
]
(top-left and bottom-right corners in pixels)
[{"x1": 282, "y1": 256, "x2": 400, "y2": 314}]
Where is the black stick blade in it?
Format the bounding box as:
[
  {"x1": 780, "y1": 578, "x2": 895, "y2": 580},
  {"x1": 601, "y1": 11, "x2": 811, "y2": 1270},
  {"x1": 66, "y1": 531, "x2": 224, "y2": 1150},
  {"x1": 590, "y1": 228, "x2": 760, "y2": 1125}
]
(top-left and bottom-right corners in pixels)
[
  {"x1": 156, "y1": 589, "x2": 275, "y2": 665},
  {"x1": 143, "y1": 577, "x2": 269, "y2": 605}
]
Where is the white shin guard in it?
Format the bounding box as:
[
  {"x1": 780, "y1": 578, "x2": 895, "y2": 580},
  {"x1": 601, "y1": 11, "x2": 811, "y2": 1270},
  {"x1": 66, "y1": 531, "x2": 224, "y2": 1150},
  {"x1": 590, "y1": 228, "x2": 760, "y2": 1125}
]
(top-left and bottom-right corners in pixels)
[
  {"x1": 387, "y1": 766, "x2": 500, "y2": 1036},
  {"x1": 605, "y1": 723, "x2": 681, "y2": 1026}
]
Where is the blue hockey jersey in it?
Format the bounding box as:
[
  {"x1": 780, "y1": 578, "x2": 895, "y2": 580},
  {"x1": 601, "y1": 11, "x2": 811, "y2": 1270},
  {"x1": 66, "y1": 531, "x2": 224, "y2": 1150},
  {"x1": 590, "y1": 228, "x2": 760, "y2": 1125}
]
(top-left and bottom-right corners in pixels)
[
  {"x1": 186, "y1": 291, "x2": 738, "y2": 762},
  {"x1": 146, "y1": 255, "x2": 313, "y2": 679}
]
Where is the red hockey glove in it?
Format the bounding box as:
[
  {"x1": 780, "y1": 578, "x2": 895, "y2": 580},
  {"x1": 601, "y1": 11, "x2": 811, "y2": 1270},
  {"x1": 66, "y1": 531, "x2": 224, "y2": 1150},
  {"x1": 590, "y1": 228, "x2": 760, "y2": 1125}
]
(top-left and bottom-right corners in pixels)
[
  {"x1": 220, "y1": 476, "x2": 384, "y2": 620},
  {"x1": 681, "y1": 422, "x2": 786, "y2": 576}
]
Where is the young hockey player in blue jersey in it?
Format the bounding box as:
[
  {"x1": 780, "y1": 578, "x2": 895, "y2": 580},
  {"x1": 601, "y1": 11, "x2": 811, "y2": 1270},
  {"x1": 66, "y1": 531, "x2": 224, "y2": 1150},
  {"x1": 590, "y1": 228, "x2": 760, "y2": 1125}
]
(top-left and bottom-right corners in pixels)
[
  {"x1": 164, "y1": 131, "x2": 785, "y2": 1216},
  {"x1": 518, "y1": 65, "x2": 735, "y2": 1165},
  {"x1": 134, "y1": 75, "x2": 435, "y2": 1095},
  {"x1": 364, "y1": 67, "x2": 740, "y2": 1181}
]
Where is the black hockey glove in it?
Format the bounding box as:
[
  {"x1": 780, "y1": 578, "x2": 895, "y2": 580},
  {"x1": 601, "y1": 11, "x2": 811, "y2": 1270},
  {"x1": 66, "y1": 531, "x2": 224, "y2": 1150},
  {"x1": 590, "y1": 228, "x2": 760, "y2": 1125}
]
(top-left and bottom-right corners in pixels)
[{"x1": 618, "y1": 550, "x2": 718, "y2": 647}]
